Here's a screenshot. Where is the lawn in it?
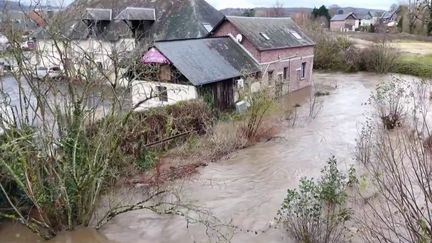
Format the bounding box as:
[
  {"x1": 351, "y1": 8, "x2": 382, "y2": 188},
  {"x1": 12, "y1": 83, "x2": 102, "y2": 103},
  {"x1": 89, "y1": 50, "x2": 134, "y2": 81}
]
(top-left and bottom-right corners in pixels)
[{"x1": 395, "y1": 54, "x2": 432, "y2": 78}]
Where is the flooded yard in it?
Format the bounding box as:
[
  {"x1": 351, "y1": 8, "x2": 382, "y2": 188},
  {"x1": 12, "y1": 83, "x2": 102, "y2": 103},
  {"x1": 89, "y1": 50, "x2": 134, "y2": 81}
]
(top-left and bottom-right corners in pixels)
[{"x1": 0, "y1": 72, "x2": 405, "y2": 242}]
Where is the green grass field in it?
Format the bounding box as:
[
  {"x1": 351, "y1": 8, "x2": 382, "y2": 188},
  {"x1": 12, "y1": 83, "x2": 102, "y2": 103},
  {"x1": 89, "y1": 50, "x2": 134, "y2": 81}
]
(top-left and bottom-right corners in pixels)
[{"x1": 395, "y1": 54, "x2": 432, "y2": 78}]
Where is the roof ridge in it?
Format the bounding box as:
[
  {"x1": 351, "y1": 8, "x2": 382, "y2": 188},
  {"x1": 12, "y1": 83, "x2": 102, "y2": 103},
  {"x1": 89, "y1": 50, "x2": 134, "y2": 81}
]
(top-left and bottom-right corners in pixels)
[
  {"x1": 155, "y1": 36, "x2": 229, "y2": 43},
  {"x1": 227, "y1": 16, "x2": 293, "y2": 20},
  {"x1": 124, "y1": 6, "x2": 155, "y2": 10}
]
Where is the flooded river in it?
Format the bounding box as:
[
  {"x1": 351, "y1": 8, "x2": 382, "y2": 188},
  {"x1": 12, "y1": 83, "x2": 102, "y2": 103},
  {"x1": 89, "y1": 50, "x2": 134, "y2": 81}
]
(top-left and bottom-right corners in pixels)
[{"x1": 1, "y1": 72, "x2": 392, "y2": 242}]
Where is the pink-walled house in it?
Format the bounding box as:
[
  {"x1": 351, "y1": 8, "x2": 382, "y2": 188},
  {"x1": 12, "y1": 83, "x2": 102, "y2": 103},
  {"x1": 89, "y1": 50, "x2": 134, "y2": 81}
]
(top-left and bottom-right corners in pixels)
[{"x1": 212, "y1": 16, "x2": 315, "y2": 94}]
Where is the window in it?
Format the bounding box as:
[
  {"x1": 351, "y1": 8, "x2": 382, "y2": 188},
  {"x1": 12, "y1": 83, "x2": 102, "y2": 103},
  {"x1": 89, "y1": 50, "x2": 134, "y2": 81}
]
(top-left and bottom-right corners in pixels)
[
  {"x1": 156, "y1": 86, "x2": 168, "y2": 102},
  {"x1": 202, "y1": 23, "x2": 213, "y2": 32},
  {"x1": 290, "y1": 30, "x2": 303, "y2": 40},
  {"x1": 255, "y1": 71, "x2": 262, "y2": 80},
  {"x1": 283, "y1": 67, "x2": 289, "y2": 80},
  {"x1": 268, "y1": 70, "x2": 274, "y2": 81},
  {"x1": 96, "y1": 62, "x2": 103, "y2": 70},
  {"x1": 260, "y1": 32, "x2": 270, "y2": 40},
  {"x1": 301, "y1": 62, "x2": 307, "y2": 79}
]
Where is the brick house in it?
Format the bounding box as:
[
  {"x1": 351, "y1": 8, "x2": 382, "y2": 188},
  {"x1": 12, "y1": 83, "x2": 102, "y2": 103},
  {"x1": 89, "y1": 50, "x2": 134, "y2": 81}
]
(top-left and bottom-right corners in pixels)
[
  {"x1": 330, "y1": 12, "x2": 359, "y2": 32},
  {"x1": 212, "y1": 16, "x2": 315, "y2": 94}
]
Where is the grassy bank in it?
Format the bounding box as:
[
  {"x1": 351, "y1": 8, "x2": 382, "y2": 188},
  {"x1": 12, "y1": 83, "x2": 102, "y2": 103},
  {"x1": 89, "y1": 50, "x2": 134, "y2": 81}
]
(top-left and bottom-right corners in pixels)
[{"x1": 395, "y1": 54, "x2": 432, "y2": 78}]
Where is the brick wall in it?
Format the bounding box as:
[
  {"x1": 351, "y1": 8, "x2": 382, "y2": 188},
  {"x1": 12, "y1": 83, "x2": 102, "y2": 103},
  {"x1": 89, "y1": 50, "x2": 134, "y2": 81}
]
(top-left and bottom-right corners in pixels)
[
  {"x1": 213, "y1": 21, "x2": 261, "y2": 61},
  {"x1": 330, "y1": 21, "x2": 346, "y2": 31},
  {"x1": 261, "y1": 46, "x2": 314, "y2": 92},
  {"x1": 213, "y1": 20, "x2": 314, "y2": 93}
]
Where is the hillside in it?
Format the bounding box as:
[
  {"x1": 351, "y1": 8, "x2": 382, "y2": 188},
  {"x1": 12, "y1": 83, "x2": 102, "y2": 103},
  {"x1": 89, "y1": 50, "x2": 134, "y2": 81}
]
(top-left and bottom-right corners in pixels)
[{"x1": 221, "y1": 7, "x2": 386, "y2": 17}]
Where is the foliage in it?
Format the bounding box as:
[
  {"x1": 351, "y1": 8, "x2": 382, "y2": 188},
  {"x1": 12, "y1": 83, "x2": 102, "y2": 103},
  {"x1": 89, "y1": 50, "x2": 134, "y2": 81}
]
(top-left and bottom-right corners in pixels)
[
  {"x1": 360, "y1": 43, "x2": 400, "y2": 74},
  {"x1": 395, "y1": 54, "x2": 432, "y2": 78},
  {"x1": 117, "y1": 101, "x2": 213, "y2": 156},
  {"x1": 313, "y1": 34, "x2": 354, "y2": 71},
  {"x1": 241, "y1": 90, "x2": 274, "y2": 140},
  {"x1": 277, "y1": 157, "x2": 356, "y2": 243},
  {"x1": 242, "y1": 8, "x2": 256, "y2": 17},
  {"x1": 312, "y1": 5, "x2": 331, "y2": 21},
  {"x1": 357, "y1": 77, "x2": 432, "y2": 242},
  {"x1": 312, "y1": 32, "x2": 400, "y2": 74},
  {"x1": 369, "y1": 77, "x2": 411, "y2": 130}
]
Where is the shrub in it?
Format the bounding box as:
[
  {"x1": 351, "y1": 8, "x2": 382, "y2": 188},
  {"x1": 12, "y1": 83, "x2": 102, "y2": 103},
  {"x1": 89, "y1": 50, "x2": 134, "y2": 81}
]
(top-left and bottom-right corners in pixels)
[
  {"x1": 369, "y1": 77, "x2": 410, "y2": 130},
  {"x1": 356, "y1": 77, "x2": 432, "y2": 242},
  {"x1": 313, "y1": 34, "x2": 353, "y2": 71},
  {"x1": 111, "y1": 101, "x2": 213, "y2": 164},
  {"x1": 395, "y1": 54, "x2": 432, "y2": 78},
  {"x1": 241, "y1": 90, "x2": 274, "y2": 140},
  {"x1": 360, "y1": 43, "x2": 400, "y2": 74},
  {"x1": 277, "y1": 157, "x2": 356, "y2": 243}
]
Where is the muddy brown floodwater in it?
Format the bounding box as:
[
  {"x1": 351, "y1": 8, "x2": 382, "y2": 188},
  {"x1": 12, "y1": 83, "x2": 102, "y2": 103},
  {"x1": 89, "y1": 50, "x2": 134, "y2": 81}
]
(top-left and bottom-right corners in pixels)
[{"x1": 1, "y1": 72, "x2": 401, "y2": 243}]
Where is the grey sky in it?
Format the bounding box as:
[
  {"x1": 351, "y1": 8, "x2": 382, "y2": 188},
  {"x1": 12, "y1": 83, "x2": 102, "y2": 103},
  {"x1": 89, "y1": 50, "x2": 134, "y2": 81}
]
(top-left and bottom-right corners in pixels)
[
  {"x1": 30, "y1": 0, "x2": 400, "y2": 11},
  {"x1": 206, "y1": 0, "x2": 399, "y2": 10}
]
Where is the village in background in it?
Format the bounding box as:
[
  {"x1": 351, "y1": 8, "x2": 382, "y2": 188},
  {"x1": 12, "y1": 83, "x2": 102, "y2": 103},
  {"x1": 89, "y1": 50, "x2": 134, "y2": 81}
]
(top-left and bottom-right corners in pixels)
[{"x1": 2, "y1": 0, "x2": 432, "y2": 242}]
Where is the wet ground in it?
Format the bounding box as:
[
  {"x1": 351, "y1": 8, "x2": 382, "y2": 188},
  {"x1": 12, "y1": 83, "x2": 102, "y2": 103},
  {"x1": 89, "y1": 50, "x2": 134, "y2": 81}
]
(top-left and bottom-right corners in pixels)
[{"x1": 1, "y1": 72, "x2": 396, "y2": 242}]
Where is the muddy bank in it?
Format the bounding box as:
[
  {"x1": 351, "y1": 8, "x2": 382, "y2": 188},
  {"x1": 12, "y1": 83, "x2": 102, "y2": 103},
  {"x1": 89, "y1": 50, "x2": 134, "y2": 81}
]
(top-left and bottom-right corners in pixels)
[{"x1": 1, "y1": 72, "x2": 400, "y2": 243}]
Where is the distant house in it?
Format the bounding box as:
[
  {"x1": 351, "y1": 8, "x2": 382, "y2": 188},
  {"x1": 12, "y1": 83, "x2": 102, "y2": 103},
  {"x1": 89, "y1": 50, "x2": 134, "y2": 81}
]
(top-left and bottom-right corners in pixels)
[
  {"x1": 330, "y1": 12, "x2": 359, "y2": 31},
  {"x1": 212, "y1": 16, "x2": 315, "y2": 94},
  {"x1": 381, "y1": 8, "x2": 400, "y2": 27},
  {"x1": 136, "y1": 36, "x2": 260, "y2": 110},
  {"x1": 359, "y1": 11, "x2": 382, "y2": 27}
]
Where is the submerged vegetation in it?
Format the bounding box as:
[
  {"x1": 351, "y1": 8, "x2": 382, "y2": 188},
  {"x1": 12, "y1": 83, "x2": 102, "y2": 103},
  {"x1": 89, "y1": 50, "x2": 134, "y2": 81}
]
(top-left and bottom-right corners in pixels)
[{"x1": 278, "y1": 157, "x2": 356, "y2": 243}]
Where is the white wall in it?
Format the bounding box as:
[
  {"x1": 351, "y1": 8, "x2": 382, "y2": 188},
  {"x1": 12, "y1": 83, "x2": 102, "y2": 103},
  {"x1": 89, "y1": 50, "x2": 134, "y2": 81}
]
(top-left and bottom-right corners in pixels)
[
  {"x1": 33, "y1": 37, "x2": 136, "y2": 84},
  {"x1": 132, "y1": 81, "x2": 198, "y2": 111}
]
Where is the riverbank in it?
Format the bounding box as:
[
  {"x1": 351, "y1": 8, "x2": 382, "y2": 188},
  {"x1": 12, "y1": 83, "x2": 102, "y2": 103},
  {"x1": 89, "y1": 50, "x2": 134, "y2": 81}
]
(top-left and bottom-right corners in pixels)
[
  {"x1": 125, "y1": 86, "x2": 316, "y2": 188},
  {"x1": 1, "y1": 72, "x2": 412, "y2": 242},
  {"x1": 100, "y1": 72, "x2": 377, "y2": 243}
]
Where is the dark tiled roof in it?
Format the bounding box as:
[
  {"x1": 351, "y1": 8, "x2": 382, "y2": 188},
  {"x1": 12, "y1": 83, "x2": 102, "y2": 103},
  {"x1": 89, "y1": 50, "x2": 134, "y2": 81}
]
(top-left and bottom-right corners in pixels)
[
  {"x1": 83, "y1": 8, "x2": 112, "y2": 21},
  {"x1": 224, "y1": 16, "x2": 314, "y2": 51},
  {"x1": 115, "y1": 7, "x2": 155, "y2": 21},
  {"x1": 154, "y1": 36, "x2": 261, "y2": 86},
  {"x1": 57, "y1": 0, "x2": 224, "y2": 41},
  {"x1": 382, "y1": 8, "x2": 399, "y2": 20},
  {"x1": 331, "y1": 12, "x2": 358, "y2": 21}
]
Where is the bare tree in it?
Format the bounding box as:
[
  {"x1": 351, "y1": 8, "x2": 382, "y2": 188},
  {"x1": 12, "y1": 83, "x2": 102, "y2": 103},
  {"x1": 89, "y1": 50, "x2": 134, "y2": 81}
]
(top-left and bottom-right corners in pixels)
[
  {"x1": 355, "y1": 76, "x2": 432, "y2": 242},
  {"x1": 269, "y1": 0, "x2": 285, "y2": 17},
  {"x1": 0, "y1": 4, "x2": 232, "y2": 241}
]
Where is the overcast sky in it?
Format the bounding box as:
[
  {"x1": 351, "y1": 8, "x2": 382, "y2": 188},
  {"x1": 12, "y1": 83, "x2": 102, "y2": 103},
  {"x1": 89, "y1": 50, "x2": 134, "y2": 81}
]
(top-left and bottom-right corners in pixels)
[
  {"x1": 206, "y1": 0, "x2": 399, "y2": 10},
  {"x1": 31, "y1": 0, "x2": 400, "y2": 11}
]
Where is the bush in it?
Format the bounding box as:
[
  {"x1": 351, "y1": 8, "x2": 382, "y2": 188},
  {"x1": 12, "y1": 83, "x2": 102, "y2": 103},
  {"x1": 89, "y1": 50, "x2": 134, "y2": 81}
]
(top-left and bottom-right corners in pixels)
[
  {"x1": 395, "y1": 54, "x2": 432, "y2": 78},
  {"x1": 241, "y1": 90, "x2": 274, "y2": 140},
  {"x1": 313, "y1": 34, "x2": 354, "y2": 71},
  {"x1": 277, "y1": 157, "x2": 356, "y2": 243},
  {"x1": 109, "y1": 101, "x2": 213, "y2": 169},
  {"x1": 312, "y1": 32, "x2": 400, "y2": 74},
  {"x1": 369, "y1": 77, "x2": 409, "y2": 130},
  {"x1": 360, "y1": 43, "x2": 400, "y2": 74}
]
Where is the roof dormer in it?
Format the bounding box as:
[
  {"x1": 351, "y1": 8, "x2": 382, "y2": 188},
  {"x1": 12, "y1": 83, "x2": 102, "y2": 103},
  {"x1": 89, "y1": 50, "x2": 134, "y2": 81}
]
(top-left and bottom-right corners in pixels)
[
  {"x1": 82, "y1": 8, "x2": 113, "y2": 36},
  {"x1": 115, "y1": 7, "x2": 156, "y2": 41}
]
